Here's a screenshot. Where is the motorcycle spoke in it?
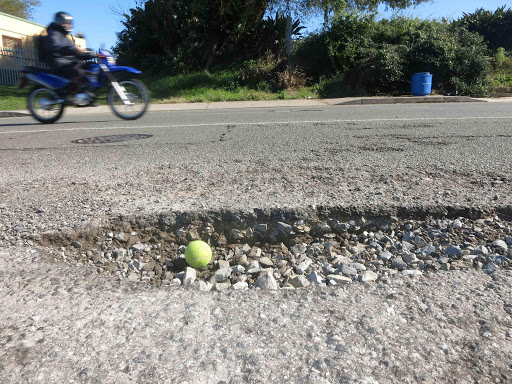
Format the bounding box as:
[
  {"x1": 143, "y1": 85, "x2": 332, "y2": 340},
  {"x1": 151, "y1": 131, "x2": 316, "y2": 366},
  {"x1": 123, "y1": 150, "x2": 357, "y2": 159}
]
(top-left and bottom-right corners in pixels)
[
  {"x1": 28, "y1": 88, "x2": 64, "y2": 123},
  {"x1": 108, "y1": 80, "x2": 149, "y2": 120}
]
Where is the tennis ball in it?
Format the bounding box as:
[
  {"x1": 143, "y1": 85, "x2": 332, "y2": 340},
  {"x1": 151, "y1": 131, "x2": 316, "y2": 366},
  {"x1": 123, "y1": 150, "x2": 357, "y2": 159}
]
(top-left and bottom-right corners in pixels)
[{"x1": 185, "y1": 240, "x2": 212, "y2": 269}]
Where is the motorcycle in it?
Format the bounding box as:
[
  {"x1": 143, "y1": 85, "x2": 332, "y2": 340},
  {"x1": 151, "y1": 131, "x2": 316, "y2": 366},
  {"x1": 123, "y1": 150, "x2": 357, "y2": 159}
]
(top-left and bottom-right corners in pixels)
[{"x1": 18, "y1": 49, "x2": 150, "y2": 124}]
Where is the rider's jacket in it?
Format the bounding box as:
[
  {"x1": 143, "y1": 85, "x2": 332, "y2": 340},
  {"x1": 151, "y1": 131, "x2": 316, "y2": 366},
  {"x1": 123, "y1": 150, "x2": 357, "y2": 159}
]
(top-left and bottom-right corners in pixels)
[{"x1": 46, "y1": 22, "x2": 90, "y2": 69}]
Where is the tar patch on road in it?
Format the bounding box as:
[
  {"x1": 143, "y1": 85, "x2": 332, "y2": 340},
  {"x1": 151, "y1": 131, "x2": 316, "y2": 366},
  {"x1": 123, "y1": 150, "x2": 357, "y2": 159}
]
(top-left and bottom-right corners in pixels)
[{"x1": 72, "y1": 134, "x2": 153, "y2": 145}]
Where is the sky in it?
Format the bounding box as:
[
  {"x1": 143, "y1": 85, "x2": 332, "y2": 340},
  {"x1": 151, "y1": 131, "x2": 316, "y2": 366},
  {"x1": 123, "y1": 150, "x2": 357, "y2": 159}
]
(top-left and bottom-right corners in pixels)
[{"x1": 30, "y1": 0, "x2": 511, "y2": 51}]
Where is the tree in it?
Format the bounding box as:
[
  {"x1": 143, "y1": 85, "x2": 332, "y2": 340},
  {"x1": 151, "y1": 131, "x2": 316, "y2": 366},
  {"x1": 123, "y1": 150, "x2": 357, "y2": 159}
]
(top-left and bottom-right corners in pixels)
[
  {"x1": 268, "y1": 0, "x2": 431, "y2": 24},
  {"x1": 0, "y1": 0, "x2": 40, "y2": 19},
  {"x1": 114, "y1": 0, "x2": 270, "y2": 71},
  {"x1": 268, "y1": 0, "x2": 430, "y2": 61},
  {"x1": 456, "y1": 6, "x2": 512, "y2": 51}
]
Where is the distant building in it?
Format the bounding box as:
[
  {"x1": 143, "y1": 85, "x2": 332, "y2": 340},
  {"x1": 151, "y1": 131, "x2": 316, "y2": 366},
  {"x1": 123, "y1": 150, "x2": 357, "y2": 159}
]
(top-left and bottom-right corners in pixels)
[
  {"x1": 0, "y1": 11, "x2": 87, "y2": 84},
  {"x1": 0, "y1": 11, "x2": 86, "y2": 49}
]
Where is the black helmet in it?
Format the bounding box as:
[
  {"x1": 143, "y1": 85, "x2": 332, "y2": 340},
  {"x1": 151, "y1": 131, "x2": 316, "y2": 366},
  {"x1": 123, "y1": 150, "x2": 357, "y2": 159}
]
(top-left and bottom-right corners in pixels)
[{"x1": 54, "y1": 11, "x2": 73, "y2": 33}]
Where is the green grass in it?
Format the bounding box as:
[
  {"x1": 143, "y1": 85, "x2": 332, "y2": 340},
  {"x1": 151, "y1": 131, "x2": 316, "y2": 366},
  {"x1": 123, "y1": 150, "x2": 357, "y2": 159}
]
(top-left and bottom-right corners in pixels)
[
  {"x1": 487, "y1": 70, "x2": 512, "y2": 95},
  {"x1": 0, "y1": 72, "x2": 319, "y2": 111},
  {"x1": 0, "y1": 85, "x2": 28, "y2": 111},
  {"x1": 0, "y1": 84, "x2": 111, "y2": 111},
  {"x1": 4, "y1": 66, "x2": 509, "y2": 111},
  {"x1": 145, "y1": 69, "x2": 318, "y2": 104}
]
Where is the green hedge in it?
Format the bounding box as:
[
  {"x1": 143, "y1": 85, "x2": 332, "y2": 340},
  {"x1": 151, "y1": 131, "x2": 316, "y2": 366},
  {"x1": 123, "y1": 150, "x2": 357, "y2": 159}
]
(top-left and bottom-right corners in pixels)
[{"x1": 293, "y1": 14, "x2": 491, "y2": 97}]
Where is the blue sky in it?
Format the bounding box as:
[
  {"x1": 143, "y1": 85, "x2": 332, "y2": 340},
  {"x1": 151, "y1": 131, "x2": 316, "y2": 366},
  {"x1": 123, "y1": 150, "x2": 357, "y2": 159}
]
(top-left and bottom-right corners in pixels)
[{"x1": 31, "y1": 0, "x2": 510, "y2": 51}]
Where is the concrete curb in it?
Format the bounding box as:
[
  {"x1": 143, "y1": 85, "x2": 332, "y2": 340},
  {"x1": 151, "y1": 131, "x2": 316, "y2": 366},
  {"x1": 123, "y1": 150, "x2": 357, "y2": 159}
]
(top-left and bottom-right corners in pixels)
[
  {"x1": 0, "y1": 95, "x2": 493, "y2": 118},
  {"x1": 0, "y1": 111, "x2": 31, "y2": 118},
  {"x1": 335, "y1": 96, "x2": 484, "y2": 105}
]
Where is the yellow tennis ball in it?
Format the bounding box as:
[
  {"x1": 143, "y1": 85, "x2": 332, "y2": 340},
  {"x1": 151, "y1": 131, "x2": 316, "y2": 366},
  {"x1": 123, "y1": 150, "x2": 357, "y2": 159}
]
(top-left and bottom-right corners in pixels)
[{"x1": 185, "y1": 240, "x2": 212, "y2": 269}]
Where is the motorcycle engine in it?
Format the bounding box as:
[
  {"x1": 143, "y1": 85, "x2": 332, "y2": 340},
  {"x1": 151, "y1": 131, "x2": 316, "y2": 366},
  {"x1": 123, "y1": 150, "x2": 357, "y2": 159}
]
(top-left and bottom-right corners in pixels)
[{"x1": 73, "y1": 93, "x2": 92, "y2": 106}]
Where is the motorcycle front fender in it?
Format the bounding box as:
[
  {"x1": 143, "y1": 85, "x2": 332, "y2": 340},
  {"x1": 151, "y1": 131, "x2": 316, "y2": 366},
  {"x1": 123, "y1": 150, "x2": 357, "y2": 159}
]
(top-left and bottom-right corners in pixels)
[{"x1": 108, "y1": 66, "x2": 142, "y2": 75}]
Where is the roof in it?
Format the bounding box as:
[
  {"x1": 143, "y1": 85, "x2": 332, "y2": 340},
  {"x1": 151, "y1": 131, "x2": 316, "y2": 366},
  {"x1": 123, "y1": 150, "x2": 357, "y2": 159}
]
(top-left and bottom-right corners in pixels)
[
  {"x1": 0, "y1": 11, "x2": 46, "y2": 28},
  {"x1": 0, "y1": 11, "x2": 84, "y2": 39}
]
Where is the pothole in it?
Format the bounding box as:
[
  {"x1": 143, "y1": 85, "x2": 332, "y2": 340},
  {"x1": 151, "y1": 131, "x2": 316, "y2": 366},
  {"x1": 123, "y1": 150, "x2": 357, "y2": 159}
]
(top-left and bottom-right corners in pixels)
[
  {"x1": 72, "y1": 134, "x2": 153, "y2": 145},
  {"x1": 37, "y1": 207, "x2": 512, "y2": 291}
]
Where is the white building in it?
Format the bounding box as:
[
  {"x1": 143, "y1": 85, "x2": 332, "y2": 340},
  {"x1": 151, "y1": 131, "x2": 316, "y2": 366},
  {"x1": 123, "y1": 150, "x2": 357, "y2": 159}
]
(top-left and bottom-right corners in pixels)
[{"x1": 0, "y1": 11, "x2": 86, "y2": 84}]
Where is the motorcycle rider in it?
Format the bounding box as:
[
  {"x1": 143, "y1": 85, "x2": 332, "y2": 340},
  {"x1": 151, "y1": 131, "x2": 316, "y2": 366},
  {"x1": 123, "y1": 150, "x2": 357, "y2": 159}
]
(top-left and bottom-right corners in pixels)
[{"x1": 46, "y1": 11, "x2": 95, "y2": 102}]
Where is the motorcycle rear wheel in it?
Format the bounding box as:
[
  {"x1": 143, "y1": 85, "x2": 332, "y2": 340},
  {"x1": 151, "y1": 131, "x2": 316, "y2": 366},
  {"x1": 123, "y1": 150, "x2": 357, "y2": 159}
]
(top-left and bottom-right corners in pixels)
[
  {"x1": 108, "y1": 79, "x2": 149, "y2": 120},
  {"x1": 27, "y1": 87, "x2": 64, "y2": 124}
]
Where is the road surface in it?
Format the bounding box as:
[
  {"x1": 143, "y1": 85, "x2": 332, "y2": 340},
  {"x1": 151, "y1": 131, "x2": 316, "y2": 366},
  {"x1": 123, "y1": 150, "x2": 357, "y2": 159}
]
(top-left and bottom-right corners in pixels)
[{"x1": 0, "y1": 102, "x2": 511, "y2": 383}]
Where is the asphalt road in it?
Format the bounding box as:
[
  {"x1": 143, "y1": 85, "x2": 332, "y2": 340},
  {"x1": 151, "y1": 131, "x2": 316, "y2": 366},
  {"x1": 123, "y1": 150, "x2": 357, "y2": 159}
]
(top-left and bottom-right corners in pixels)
[
  {"x1": 1, "y1": 102, "x2": 511, "y2": 222},
  {"x1": 1, "y1": 102, "x2": 512, "y2": 384}
]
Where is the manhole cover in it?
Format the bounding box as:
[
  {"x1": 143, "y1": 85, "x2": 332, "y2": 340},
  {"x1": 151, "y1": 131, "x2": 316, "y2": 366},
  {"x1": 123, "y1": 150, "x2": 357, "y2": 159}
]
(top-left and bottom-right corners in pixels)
[{"x1": 72, "y1": 134, "x2": 153, "y2": 145}]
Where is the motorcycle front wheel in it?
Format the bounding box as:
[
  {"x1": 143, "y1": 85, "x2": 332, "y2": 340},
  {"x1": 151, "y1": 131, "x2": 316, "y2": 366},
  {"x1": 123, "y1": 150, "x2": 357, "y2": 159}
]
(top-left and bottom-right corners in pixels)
[
  {"x1": 108, "y1": 79, "x2": 149, "y2": 120},
  {"x1": 27, "y1": 87, "x2": 64, "y2": 124}
]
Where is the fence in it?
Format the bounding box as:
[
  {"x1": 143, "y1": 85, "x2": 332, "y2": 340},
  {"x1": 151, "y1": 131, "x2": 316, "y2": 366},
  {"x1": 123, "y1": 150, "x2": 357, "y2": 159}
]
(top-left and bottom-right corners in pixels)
[{"x1": 0, "y1": 48, "x2": 41, "y2": 85}]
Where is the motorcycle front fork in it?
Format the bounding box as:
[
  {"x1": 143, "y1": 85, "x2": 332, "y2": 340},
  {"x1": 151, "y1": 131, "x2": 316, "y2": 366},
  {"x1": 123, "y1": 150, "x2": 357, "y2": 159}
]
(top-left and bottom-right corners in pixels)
[{"x1": 99, "y1": 64, "x2": 133, "y2": 105}]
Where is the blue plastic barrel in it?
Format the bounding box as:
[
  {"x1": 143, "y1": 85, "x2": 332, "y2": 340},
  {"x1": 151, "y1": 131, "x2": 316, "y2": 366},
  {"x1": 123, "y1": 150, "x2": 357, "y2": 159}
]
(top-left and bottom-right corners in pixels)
[{"x1": 411, "y1": 72, "x2": 433, "y2": 96}]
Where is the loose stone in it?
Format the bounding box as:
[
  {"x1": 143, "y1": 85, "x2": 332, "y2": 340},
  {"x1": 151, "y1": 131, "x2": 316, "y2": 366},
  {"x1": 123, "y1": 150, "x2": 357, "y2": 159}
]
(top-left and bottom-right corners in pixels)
[
  {"x1": 402, "y1": 252, "x2": 418, "y2": 265},
  {"x1": 483, "y1": 263, "x2": 499, "y2": 274},
  {"x1": 295, "y1": 257, "x2": 312, "y2": 274},
  {"x1": 402, "y1": 232, "x2": 415, "y2": 243},
  {"x1": 360, "y1": 271, "x2": 378, "y2": 282},
  {"x1": 452, "y1": 219, "x2": 463, "y2": 229},
  {"x1": 125, "y1": 271, "x2": 138, "y2": 281},
  {"x1": 131, "y1": 243, "x2": 145, "y2": 252},
  {"x1": 327, "y1": 275, "x2": 352, "y2": 285},
  {"x1": 246, "y1": 261, "x2": 262, "y2": 274},
  {"x1": 289, "y1": 275, "x2": 311, "y2": 288},
  {"x1": 213, "y1": 264, "x2": 231, "y2": 283},
  {"x1": 253, "y1": 271, "x2": 279, "y2": 290},
  {"x1": 232, "y1": 265, "x2": 246, "y2": 275},
  {"x1": 214, "y1": 282, "x2": 231, "y2": 291},
  {"x1": 473, "y1": 245, "x2": 489, "y2": 255},
  {"x1": 391, "y1": 257, "x2": 407, "y2": 270},
  {"x1": 341, "y1": 266, "x2": 358, "y2": 277},
  {"x1": 414, "y1": 236, "x2": 428, "y2": 248},
  {"x1": 307, "y1": 271, "x2": 324, "y2": 285},
  {"x1": 445, "y1": 246, "x2": 462, "y2": 257},
  {"x1": 401, "y1": 270, "x2": 423, "y2": 277},
  {"x1": 182, "y1": 267, "x2": 197, "y2": 287},
  {"x1": 115, "y1": 233, "x2": 129, "y2": 242},
  {"x1": 493, "y1": 240, "x2": 508, "y2": 252},
  {"x1": 231, "y1": 281, "x2": 249, "y2": 290},
  {"x1": 247, "y1": 247, "x2": 262, "y2": 258},
  {"x1": 348, "y1": 262, "x2": 366, "y2": 271},
  {"x1": 259, "y1": 257, "x2": 274, "y2": 268},
  {"x1": 277, "y1": 222, "x2": 293, "y2": 233},
  {"x1": 196, "y1": 281, "x2": 213, "y2": 292}
]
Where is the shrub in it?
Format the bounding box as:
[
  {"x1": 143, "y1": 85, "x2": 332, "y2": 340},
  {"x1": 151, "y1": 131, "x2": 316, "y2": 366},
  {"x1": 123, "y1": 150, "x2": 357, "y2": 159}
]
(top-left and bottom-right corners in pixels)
[
  {"x1": 277, "y1": 66, "x2": 310, "y2": 89},
  {"x1": 495, "y1": 47, "x2": 507, "y2": 69},
  {"x1": 300, "y1": 14, "x2": 491, "y2": 96},
  {"x1": 362, "y1": 45, "x2": 409, "y2": 95},
  {"x1": 292, "y1": 33, "x2": 333, "y2": 81},
  {"x1": 237, "y1": 51, "x2": 287, "y2": 90},
  {"x1": 444, "y1": 27, "x2": 491, "y2": 96}
]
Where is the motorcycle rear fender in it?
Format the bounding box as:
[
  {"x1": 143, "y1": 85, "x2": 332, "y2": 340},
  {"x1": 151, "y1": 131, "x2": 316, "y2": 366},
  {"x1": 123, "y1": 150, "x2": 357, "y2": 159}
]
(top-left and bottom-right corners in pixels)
[{"x1": 25, "y1": 71, "x2": 70, "y2": 90}]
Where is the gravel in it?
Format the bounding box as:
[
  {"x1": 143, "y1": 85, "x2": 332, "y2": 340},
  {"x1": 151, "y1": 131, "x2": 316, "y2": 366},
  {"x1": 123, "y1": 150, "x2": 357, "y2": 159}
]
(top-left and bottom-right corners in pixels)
[{"x1": 16, "y1": 213, "x2": 507, "y2": 292}]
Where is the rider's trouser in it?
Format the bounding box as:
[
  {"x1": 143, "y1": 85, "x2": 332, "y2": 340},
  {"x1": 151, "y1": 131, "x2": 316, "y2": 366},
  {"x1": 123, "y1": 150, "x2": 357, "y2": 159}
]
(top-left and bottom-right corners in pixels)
[{"x1": 57, "y1": 62, "x2": 85, "y2": 94}]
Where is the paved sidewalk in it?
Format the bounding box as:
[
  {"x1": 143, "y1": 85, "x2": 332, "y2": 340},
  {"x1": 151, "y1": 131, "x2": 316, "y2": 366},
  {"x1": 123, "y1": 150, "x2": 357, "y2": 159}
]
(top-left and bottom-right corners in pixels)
[{"x1": 1, "y1": 94, "x2": 507, "y2": 118}]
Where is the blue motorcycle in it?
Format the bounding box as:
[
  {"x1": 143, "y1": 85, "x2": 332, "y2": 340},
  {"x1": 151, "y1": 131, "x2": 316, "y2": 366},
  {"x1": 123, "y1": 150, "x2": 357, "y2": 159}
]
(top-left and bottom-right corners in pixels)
[{"x1": 18, "y1": 49, "x2": 150, "y2": 124}]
